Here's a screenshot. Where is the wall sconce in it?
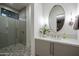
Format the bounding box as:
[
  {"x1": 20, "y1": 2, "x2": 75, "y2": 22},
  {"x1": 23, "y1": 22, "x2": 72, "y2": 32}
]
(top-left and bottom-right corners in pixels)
[
  {"x1": 69, "y1": 12, "x2": 74, "y2": 26},
  {"x1": 69, "y1": 18, "x2": 73, "y2": 26}
]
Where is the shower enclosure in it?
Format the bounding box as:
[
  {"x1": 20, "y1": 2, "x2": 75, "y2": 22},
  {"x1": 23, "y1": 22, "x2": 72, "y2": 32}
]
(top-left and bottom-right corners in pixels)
[{"x1": 0, "y1": 16, "x2": 27, "y2": 56}]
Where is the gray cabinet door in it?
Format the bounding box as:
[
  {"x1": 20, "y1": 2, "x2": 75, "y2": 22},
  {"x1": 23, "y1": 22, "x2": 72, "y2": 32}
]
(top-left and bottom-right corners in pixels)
[
  {"x1": 54, "y1": 43, "x2": 79, "y2": 56},
  {"x1": 35, "y1": 39, "x2": 50, "y2": 56}
]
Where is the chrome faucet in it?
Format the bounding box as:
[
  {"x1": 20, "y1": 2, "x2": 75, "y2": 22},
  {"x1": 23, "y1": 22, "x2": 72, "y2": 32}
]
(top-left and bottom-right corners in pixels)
[{"x1": 48, "y1": 29, "x2": 57, "y2": 38}]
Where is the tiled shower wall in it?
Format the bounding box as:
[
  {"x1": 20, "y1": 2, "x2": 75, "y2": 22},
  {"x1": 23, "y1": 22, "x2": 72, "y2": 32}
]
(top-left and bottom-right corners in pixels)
[{"x1": 19, "y1": 7, "x2": 26, "y2": 45}]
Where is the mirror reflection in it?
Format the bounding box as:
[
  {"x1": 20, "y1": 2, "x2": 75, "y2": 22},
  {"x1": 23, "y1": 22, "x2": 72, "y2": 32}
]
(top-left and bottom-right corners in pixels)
[{"x1": 49, "y1": 5, "x2": 65, "y2": 32}]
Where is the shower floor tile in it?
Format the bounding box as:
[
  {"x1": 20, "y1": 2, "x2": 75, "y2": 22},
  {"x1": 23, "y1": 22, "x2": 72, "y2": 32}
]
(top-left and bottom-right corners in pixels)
[{"x1": 0, "y1": 43, "x2": 30, "y2": 56}]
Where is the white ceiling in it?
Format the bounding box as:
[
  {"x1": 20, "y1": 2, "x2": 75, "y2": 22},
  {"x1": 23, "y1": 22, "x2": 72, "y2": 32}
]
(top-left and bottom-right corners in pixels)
[{"x1": 1, "y1": 3, "x2": 28, "y2": 11}]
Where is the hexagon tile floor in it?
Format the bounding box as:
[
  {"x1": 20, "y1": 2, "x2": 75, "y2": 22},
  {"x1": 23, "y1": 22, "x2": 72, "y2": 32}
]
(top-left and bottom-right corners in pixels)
[{"x1": 0, "y1": 43, "x2": 30, "y2": 56}]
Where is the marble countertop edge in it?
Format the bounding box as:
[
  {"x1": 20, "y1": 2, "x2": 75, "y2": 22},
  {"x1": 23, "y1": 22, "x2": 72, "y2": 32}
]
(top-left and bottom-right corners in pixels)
[{"x1": 35, "y1": 37, "x2": 79, "y2": 47}]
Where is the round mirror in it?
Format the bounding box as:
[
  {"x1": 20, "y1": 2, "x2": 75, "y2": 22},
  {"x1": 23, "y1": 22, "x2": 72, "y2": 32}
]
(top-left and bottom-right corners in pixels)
[{"x1": 49, "y1": 5, "x2": 65, "y2": 32}]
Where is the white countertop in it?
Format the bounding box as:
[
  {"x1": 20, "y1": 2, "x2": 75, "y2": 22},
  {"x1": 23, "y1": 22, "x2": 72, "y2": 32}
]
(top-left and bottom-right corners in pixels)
[{"x1": 35, "y1": 37, "x2": 79, "y2": 47}]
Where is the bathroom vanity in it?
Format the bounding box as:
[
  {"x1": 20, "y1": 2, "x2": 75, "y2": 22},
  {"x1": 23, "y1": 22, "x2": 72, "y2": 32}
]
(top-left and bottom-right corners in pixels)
[
  {"x1": 35, "y1": 37, "x2": 79, "y2": 56},
  {"x1": 34, "y1": 4, "x2": 79, "y2": 56}
]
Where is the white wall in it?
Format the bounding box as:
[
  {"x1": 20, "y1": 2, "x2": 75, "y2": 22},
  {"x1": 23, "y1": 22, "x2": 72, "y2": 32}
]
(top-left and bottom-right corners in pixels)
[
  {"x1": 34, "y1": 3, "x2": 78, "y2": 39},
  {"x1": 77, "y1": 4, "x2": 79, "y2": 15},
  {"x1": 42, "y1": 3, "x2": 77, "y2": 39},
  {"x1": 34, "y1": 3, "x2": 43, "y2": 37}
]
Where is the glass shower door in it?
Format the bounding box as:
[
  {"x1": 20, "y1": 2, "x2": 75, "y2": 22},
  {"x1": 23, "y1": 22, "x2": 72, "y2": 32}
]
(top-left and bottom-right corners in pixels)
[
  {"x1": 8, "y1": 17, "x2": 17, "y2": 45},
  {"x1": 7, "y1": 17, "x2": 17, "y2": 55},
  {"x1": 18, "y1": 20, "x2": 26, "y2": 45},
  {"x1": 0, "y1": 16, "x2": 27, "y2": 56},
  {"x1": 0, "y1": 16, "x2": 9, "y2": 55},
  {"x1": 0, "y1": 16, "x2": 17, "y2": 55},
  {"x1": 15, "y1": 20, "x2": 27, "y2": 56}
]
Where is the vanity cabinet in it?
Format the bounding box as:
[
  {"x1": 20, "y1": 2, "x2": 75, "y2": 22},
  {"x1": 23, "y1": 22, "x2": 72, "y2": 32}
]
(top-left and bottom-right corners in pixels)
[
  {"x1": 35, "y1": 39, "x2": 52, "y2": 56},
  {"x1": 54, "y1": 43, "x2": 79, "y2": 56},
  {"x1": 35, "y1": 39, "x2": 79, "y2": 56}
]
